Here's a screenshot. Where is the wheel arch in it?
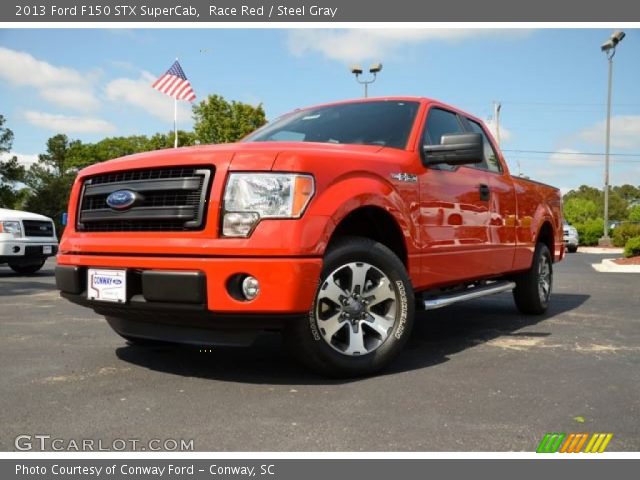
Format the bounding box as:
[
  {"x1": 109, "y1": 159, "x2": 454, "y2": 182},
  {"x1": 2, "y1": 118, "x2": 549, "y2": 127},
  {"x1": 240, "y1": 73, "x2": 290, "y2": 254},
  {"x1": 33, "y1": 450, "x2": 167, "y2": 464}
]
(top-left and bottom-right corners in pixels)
[
  {"x1": 327, "y1": 206, "x2": 409, "y2": 267},
  {"x1": 537, "y1": 220, "x2": 555, "y2": 260}
]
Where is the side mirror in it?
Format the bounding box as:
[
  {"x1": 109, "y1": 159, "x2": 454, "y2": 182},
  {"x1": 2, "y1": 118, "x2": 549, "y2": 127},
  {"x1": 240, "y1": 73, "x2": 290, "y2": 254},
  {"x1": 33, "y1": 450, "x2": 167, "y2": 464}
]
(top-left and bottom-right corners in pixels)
[{"x1": 423, "y1": 133, "x2": 484, "y2": 166}]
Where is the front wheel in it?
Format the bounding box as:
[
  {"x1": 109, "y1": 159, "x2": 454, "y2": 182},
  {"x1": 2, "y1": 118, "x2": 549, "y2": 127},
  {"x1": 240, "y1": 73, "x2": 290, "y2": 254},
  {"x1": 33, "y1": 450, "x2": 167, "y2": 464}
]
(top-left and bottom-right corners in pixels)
[
  {"x1": 284, "y1": 237, "x2": 415, "y2": 377},
  {"x1": 513, "y1": 242, "x2": 553, "y2": 315},
  {"x1": 9, "y1": 260, "x2": 46, "y2": 275}
]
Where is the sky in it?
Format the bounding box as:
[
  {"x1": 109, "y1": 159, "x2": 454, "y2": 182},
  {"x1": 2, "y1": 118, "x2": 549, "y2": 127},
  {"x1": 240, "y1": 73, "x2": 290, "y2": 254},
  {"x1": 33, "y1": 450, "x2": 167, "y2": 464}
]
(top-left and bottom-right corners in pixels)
[{"x1": 0, "y1": 27, "x2": 639, "y2": 193}]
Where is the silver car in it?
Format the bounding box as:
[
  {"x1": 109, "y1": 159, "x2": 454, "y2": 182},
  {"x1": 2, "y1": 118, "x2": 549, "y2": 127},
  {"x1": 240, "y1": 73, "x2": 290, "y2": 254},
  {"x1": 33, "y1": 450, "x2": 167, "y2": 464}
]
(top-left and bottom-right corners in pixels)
[{"x1": 563, "y1": 221, "x2": 579, "y2": 253}]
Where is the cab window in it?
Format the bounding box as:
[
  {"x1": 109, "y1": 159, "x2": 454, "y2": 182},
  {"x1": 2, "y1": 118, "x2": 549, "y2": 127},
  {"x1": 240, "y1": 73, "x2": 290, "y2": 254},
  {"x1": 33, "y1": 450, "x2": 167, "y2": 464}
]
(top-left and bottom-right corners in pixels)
[
  {"x1": 466, "y1": 119, "x2": 502, "y2": 173},
  {"x1": 423, "y1": 108, "x2": 464, "y2": 146}
]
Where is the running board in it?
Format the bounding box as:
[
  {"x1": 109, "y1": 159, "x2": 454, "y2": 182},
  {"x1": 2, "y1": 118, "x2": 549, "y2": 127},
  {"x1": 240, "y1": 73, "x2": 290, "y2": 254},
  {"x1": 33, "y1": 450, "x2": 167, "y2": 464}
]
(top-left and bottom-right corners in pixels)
[{"x1": 422, "y1": 281, "x2": 516, "y2": 310}]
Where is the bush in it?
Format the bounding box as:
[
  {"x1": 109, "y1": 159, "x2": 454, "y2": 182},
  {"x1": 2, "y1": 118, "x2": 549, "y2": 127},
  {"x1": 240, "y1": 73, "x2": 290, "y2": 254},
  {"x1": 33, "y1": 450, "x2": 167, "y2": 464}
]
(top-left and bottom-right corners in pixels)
[
  {"x1": 629, "y1": 205, "x2": 640, "y2": 222},
  {"x1": 612, "y1": 223, "x2": 640, "y2": 247},
  {"x1": 575, "y1": 218, "x2": 604, "y2": 246},
  {"x1": 623, "y1": 236, "x2": 640, "y2": 258}
]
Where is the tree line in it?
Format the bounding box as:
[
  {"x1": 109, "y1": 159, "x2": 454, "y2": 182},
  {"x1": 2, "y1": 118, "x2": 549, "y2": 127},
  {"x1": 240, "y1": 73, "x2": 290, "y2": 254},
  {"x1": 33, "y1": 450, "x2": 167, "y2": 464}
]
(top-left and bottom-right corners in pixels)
[
  {"x1": 0, "y1": 95, "x2": 266, "y2": 232},
  {"x1": 563, "y1": 185, "x2": 640, "y2": 246}
]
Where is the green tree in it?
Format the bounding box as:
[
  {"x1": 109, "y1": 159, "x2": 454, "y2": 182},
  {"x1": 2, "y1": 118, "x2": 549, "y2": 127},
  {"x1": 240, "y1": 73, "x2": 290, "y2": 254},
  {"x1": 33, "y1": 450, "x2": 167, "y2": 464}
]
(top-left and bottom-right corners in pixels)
[
  {"x1": 24, "y1": 135, "x2": 77, "y2": 232},
  {"x1": 563, "y1": 197, "x2": 599, "y2": 225},
  {"x1": 192, "y1": 95, "x2": 266, "y2": 145},
  {"x1": 0, "y1": 115, "x2": 29, "y2": 209},
  {"x1": 0, "y1": 156, "x2": 28, "y2": 209},
  {"x1": 612, "y1": 184, "x2": 640, "y2": 205},
  {"x1": 0, "y1": 115, "x2": 14, "y2": 153},
  {"x1": 146, "y1": 130, "x2": 198, "y2": 150},
  {"x1": 629, "y1": 204, "x2": 640, "y2": 223},
  {"x1": 563, "y1": 184, "x2": 628, "y2": 222}
]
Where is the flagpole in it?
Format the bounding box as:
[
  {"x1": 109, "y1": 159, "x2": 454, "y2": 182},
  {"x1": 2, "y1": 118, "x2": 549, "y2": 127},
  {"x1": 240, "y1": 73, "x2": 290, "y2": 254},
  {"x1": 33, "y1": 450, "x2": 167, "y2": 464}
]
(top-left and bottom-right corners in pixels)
[
  {"x1": 173, "y1": 96, "x2": 178, "y2": 148},
  {"x1": 173, "y1": 56, "x2": 179, "y2": 149}
]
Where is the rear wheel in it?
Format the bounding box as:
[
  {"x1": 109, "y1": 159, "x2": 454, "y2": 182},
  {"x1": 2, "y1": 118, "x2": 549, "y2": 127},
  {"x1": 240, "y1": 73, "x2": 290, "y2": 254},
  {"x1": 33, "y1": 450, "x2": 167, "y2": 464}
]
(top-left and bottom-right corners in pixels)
[
  {"x1": 513, "y1": 243, "x2": 553, "y2": 315},
  {"x1": 285, "y1": 236, "x2": 414, "y2": 377},
  {"x1": 9, "y1": 260, "x2": 46, "y2": 275}
]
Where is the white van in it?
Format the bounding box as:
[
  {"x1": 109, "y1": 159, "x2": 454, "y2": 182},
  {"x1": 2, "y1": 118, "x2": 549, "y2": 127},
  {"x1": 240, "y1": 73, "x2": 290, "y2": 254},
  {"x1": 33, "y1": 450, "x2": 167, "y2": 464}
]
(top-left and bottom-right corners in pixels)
[{"x1": 0, "y1": 208, "x2": 58, "y2": 274}]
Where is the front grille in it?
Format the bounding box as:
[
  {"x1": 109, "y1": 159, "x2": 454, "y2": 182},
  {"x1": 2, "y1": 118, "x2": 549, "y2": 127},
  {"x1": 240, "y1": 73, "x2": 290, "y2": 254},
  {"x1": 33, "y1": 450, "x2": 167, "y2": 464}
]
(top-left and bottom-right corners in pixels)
[
  {"x1": 23, "y1": 220, "x2": 55, "y2": 237},
  {"x1": 77, "y1": 167, "x2": 213, "y2": 232}
]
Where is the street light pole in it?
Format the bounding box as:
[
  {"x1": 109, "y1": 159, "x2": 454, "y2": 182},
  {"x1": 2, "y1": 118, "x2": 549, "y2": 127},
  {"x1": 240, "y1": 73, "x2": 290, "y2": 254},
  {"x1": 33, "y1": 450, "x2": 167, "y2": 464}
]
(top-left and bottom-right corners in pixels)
[
  {"x1": 602, "y1": 52, "x2": 613, "y2": 245},
  {"x1": 350, "y1": 63, "x2": 383, "y2": 98},
  {"x1": 599, "y1": 31, "x2": 625, "y2": 246}
]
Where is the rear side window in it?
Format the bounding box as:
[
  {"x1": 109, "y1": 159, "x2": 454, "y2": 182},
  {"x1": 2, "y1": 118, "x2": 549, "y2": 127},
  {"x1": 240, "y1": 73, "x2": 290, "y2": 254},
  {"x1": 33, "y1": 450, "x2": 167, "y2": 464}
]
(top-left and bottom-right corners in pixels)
[
  {"x1": 423, "y1": 108, "x2": 464, "y2": 145},
  {"x1": 467, "y1": 119, "x2": 502, "y2": 173}
]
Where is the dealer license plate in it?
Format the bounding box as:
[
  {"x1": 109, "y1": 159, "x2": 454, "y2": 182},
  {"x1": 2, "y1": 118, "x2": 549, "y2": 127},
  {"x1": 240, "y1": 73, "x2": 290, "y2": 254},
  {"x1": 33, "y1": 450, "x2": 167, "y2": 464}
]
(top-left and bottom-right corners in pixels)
[{"x1": 87, "y1": 268, "x2": 127, "y2": 303}]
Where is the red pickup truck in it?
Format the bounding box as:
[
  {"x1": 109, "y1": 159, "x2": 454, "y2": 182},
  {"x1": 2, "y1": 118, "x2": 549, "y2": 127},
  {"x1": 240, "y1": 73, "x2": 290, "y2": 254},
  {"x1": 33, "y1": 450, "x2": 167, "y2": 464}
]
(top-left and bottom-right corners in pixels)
[{"x1": 56, "y1": 97, "x2": 564, "y2": 377}]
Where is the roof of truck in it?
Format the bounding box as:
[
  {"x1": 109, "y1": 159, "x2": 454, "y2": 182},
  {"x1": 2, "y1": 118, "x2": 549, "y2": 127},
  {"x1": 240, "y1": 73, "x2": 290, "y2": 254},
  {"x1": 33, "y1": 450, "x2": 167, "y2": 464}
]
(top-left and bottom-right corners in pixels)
[{"x1": 0, "y1": 208, "x2": 54, "y2": 222}]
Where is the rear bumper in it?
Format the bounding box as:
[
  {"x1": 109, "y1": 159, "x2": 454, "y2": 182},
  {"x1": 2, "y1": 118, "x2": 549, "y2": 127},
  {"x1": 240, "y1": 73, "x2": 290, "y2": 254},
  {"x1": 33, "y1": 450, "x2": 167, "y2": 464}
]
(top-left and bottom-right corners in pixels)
[{"x1": 55, "y1": 254, "x2": 322, "y2": 314}]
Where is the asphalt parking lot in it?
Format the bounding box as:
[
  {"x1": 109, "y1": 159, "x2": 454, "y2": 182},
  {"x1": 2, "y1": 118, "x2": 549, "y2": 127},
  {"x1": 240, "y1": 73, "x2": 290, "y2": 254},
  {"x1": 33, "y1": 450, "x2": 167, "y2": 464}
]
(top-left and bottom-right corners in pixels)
[{"x1": 1, "y1": 253, "x2": 639, "y2": 451}]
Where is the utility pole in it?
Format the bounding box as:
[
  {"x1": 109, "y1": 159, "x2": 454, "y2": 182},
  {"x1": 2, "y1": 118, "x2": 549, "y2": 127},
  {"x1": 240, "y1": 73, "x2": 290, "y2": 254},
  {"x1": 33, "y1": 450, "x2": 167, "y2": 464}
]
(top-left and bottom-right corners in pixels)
[{"x1": 494, "y1": 101, "x2": 502, "y2": 146}]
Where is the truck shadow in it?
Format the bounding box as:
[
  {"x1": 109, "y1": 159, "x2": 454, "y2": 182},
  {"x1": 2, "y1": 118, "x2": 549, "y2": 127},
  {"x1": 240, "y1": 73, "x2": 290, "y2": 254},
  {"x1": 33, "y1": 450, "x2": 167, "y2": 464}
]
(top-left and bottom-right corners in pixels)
[{"x1": 115, "y1": 292, "x2": 589, "y2": 385}]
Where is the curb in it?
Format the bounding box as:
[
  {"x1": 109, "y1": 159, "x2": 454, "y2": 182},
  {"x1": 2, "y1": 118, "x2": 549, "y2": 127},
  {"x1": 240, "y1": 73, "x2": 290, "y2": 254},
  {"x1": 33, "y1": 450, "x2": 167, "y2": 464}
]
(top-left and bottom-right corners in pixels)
[
  {"x1": 578, "y1": 247, "x2": 624, "y2": 254},
  {"x1": 592, "y1": 258, "x2": 640, "y2": 273}
]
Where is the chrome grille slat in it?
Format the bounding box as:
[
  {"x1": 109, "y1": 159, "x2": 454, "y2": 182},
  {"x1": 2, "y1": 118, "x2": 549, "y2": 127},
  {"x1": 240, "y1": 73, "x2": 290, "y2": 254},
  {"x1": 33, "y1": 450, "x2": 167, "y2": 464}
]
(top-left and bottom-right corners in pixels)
[{"x1": 78, "y1": 167, "x2": 212, "y2": 233}]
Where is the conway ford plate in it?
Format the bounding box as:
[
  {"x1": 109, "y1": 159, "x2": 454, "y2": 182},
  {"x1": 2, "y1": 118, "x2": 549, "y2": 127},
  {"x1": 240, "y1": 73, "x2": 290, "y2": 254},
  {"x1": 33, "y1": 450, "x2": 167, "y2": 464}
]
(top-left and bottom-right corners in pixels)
[{"x1": 87, "y1": 268, "x2": 126, "y2": 303}]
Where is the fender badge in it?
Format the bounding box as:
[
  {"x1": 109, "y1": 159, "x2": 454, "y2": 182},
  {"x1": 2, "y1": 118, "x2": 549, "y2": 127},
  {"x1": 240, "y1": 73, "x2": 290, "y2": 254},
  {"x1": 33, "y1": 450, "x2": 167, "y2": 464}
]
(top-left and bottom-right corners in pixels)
[{"x1": 390, "y1": 173, "x2": 417, "y2": 183}]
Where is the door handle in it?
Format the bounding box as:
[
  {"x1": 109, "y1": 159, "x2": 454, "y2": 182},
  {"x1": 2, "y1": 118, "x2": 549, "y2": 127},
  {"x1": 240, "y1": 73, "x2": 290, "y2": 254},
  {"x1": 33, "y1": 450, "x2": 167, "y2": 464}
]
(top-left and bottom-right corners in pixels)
[{"x1": 479, "y1": 184, "x2": 490, "y2": 201}]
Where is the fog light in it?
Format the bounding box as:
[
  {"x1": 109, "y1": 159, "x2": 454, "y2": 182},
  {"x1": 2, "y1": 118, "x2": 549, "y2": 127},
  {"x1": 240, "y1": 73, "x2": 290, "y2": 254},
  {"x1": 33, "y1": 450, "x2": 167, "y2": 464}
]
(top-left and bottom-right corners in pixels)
[{"x1": 241, "y1": 276, "x2": 260, "y2": 300}]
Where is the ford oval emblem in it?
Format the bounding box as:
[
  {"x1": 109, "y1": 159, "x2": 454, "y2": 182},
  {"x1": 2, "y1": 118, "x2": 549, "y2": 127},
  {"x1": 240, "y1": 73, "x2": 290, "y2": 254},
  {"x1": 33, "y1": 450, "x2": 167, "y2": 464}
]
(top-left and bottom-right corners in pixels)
[{"x1": 106, "y1": 190, "x2": 138, "y2": 210}]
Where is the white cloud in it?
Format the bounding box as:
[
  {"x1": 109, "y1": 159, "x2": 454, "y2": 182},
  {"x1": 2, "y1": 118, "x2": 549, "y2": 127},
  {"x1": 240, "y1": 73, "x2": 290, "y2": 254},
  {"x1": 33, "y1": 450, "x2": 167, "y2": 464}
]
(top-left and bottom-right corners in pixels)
[
  {"x1": 549, "y1": 148, "x2": 600, "y2": 167},
  {"x1": 577, "y1": 115, "x2": 640, "y2": 150},
  {"x1": 24, "y1": 111, "x2": 116, "y2": 134},
  {"x1": 0, "y1": 47, "x2": 99, "y2": 112},
  {"x1": 105, "y1": 72, "x2": 191, "y2": 122},
  {"x1": 0, "y1": 151, "x2": 39, "y2": 168},
  {"x1": 39, "y1": 88, "x2": 100, "y2": 111},
  {"x1": 287, "y1": 29, "x2": 532, "y2": 63}
]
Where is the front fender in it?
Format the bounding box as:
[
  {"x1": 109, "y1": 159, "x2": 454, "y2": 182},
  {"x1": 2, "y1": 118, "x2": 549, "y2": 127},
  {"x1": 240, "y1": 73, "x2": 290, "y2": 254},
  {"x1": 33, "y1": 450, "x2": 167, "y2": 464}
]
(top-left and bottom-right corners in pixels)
[{"x1": 307, "y1": 172, "x2": 419, "y2": 256}]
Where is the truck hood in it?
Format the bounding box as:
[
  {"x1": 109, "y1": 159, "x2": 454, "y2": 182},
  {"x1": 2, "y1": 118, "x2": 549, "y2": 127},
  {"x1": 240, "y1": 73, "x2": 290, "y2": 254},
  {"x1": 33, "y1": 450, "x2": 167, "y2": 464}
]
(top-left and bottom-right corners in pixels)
[
  {"x1": 77, "y1": 142, "x2": 387, "y2": 176},
  {"x1": 0, "y1": 208, "x2": 54, "y2": 222}
]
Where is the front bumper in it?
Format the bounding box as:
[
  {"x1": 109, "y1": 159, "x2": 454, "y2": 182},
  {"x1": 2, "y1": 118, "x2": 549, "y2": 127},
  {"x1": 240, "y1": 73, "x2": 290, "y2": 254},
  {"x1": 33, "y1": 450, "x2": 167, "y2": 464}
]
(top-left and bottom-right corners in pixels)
[
  {"x1": 56, "y1": 253, "x2": 321, "y2": 324},
  {"x1": 563, "y1": 235, "x2": 579, "y2": 247},
  {"x1": 1, "y1": 242, "x2": 58, "y2": 263}
]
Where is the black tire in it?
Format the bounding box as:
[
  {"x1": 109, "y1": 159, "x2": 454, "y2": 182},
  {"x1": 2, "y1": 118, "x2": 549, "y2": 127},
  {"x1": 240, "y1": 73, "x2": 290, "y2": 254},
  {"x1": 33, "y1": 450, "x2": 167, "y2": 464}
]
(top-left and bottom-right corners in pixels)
[
  {"x1": 513, "y1": 242, "x2": 553, "y2": 315},
  {"x1": 105, "y1": 317, "x2": 174, "y2": 347},
  {"x1": 284, "y1": 236, "x2": 415, "y2": 378},
  {"x1": 9, "y1": 260, "x2": 46, "y2": 275},
  {"x1": 568, "y1": 245, "x2": 578, "y2": 253}
]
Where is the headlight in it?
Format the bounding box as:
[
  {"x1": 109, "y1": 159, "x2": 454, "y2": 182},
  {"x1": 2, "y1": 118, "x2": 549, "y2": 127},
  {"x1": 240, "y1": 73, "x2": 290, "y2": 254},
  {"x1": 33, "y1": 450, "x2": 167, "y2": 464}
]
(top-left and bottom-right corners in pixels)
[
  {"x1": 222, "y1": 173, "x2": 315, "y2": 237},
  {"x1": 1, "y1": 221, "x2": 22, "y2": 238}
]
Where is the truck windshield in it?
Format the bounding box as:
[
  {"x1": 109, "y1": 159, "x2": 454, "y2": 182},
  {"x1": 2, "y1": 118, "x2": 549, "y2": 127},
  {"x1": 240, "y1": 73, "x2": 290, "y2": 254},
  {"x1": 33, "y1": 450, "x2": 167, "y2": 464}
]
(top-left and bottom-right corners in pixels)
[{"x1": 243, "y1": 101, "x2": 419, "y2": 150}]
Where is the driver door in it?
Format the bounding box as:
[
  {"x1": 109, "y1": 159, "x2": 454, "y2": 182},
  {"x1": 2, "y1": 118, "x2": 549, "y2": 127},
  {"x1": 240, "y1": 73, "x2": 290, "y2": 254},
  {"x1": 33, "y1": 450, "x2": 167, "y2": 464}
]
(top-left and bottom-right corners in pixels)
[{"x1": 418, "y1": 107, "x2": 492, "y2": 288}]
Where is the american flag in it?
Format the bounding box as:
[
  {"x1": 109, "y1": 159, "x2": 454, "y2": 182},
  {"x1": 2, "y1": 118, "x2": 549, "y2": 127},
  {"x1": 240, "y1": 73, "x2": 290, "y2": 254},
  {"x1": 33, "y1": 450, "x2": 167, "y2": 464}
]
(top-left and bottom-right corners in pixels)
[{"x1": 152, "y1": 60, "x2": 196, "y2": 102}]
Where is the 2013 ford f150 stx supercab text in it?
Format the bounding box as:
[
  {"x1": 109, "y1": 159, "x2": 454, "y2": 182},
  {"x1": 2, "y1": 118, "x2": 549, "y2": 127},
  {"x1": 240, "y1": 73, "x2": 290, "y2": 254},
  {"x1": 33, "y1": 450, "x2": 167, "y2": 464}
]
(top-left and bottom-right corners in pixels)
[{"x1": 55, "y1": 98, "x2": 564, "y2": 376}]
